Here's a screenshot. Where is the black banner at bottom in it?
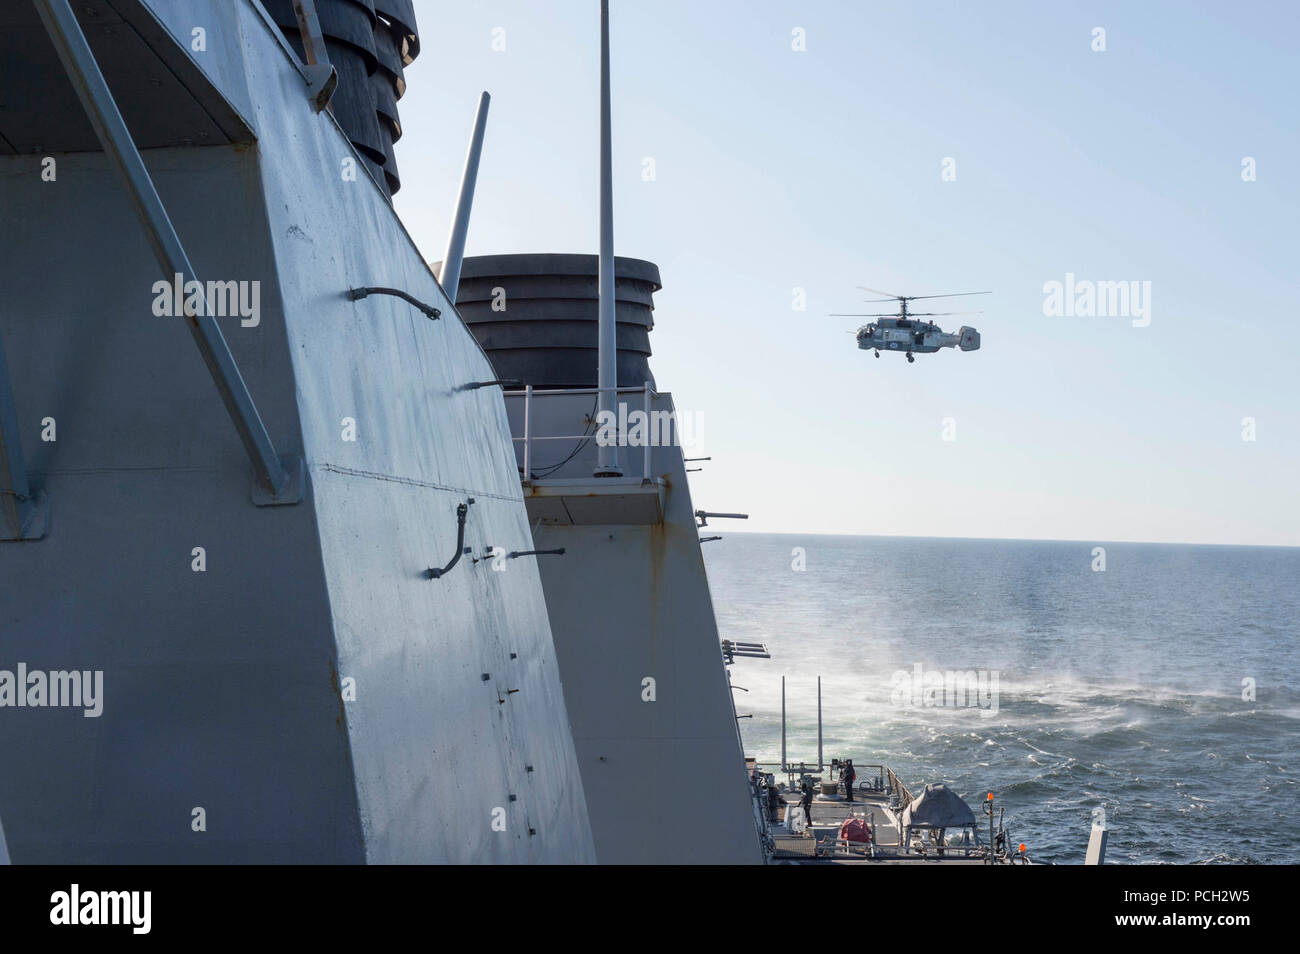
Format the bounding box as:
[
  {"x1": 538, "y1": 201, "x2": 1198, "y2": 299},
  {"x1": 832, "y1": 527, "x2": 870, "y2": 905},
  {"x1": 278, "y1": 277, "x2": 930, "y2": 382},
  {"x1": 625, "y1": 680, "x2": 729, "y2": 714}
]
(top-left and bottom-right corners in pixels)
[{"x1": 0, "y1": 862, "x2": 1284, "y2": 939}]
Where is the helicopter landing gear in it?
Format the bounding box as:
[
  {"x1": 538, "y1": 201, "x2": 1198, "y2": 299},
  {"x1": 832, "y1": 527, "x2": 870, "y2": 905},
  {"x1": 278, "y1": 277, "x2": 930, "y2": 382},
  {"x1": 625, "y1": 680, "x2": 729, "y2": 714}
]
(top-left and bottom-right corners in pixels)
[{"x1": 906, "y1": 352, "x2": 915, "y2": 363}]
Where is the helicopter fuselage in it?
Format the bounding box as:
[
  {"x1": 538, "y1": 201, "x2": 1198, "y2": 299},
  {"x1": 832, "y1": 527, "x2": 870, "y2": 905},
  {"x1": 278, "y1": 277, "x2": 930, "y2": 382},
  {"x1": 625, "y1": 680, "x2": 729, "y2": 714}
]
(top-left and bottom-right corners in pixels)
[
  {"x1": 856, "y1": 318, "x2": 980, "y2": 355},
  {"x1": 835, "y1": 287, "x2": 987, "y2": 361}
]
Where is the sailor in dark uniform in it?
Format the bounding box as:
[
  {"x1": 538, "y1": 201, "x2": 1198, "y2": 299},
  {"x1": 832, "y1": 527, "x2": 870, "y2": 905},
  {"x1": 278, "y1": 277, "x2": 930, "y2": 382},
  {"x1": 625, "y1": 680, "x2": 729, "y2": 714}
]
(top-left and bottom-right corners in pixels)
[
  {"x1": 800, "y1": 779, "x2": 815, "y2": 829},
  {"x1": 765, "y1": 777, "x2": 781, "y2": 824},
  {"x1": 843, "y1": 759, "x2": 856, "y2": 803}
]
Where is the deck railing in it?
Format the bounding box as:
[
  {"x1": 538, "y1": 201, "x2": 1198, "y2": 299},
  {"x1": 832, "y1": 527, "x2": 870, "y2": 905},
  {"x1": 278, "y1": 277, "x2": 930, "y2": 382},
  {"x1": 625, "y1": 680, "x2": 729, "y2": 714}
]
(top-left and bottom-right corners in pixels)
[
  {"x1": 886, "y1": 766, "x2": 914, "y2": 812},
  {"x1": 750, "y1": 760, "x2": 913, "y2": 812},
  {"x1": 504, "y1": 383, "x2": 661, "y2": 483}
]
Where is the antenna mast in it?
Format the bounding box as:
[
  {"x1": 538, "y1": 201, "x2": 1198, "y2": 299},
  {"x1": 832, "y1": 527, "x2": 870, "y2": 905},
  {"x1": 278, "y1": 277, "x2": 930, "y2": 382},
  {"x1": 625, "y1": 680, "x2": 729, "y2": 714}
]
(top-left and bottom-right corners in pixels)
[
  {"x1": 594, "y1": 0, "x2": 621, "y2": 476},
  {"x1": 439, "y1": 91, "x2": 491, "y2": 303}
]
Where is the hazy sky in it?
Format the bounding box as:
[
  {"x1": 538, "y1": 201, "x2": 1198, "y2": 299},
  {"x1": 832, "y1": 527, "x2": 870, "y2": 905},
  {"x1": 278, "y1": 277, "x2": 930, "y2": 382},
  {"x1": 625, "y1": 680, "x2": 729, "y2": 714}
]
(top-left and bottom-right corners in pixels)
[{"x1": 392, "y1": 1, "x2": 1299, "y2": 546}]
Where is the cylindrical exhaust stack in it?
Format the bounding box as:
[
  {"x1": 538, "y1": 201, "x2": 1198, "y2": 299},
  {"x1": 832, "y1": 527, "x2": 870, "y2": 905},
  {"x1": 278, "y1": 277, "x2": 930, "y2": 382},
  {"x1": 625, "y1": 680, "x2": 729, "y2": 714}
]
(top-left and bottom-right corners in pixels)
[
  {"x1": 261, "y1": 0, "x2": 419, "y2": 196},
  {"x1": 449, "y1": 253, "x2": 661, "y2": 391}
]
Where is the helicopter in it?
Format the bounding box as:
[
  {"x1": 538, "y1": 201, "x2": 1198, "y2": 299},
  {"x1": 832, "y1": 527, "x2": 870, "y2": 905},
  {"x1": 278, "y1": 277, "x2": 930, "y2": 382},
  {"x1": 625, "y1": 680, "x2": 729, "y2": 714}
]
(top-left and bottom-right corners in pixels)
[{"x1": 832, "y1": 287, "x2": 988, "y2": 363}]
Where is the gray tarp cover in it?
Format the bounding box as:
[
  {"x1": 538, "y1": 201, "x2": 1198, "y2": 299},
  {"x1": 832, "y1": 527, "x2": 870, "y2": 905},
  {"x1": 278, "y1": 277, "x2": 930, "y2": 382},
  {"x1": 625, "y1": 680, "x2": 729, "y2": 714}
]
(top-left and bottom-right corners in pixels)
[{"x1": 901, "y1": 783, "x2": 976, "y2": 829}]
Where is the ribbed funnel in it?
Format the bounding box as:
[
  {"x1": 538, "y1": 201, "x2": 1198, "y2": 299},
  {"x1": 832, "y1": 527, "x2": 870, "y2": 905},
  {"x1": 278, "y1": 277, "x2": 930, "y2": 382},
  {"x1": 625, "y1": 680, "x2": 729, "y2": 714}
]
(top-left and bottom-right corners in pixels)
[{"x1": 449, "y1": 253, "x2": 661, "y2": 391}]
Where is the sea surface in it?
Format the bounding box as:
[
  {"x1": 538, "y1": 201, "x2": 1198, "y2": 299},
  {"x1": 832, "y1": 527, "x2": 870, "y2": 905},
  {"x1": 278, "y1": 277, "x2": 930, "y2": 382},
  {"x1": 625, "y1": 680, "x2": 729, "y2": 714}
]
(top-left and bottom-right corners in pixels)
[{"x1": 704, "y1": 534, "x2": 1299, "y2": 864}]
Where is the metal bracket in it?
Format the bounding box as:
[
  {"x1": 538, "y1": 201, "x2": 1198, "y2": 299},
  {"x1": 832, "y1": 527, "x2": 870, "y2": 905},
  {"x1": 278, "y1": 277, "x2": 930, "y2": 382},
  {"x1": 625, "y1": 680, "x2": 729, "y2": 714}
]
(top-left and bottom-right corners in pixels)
[
  {"x1": 506, "y1": 547, "x2": 566, "y2": 560},
  {"x1": 347, "y1": 287, "x2": 441, "y2": 320},
  {"x1": 292, "y1": 0, "x2": 337, "y2": 111},
  {"x1": 721, "y1": 640, "x2": 770, "y2": 662},
  {"x1": 461, "y1": 379, "x2": 522, "y2": 391},
  {"x1": 695, "y1": 510, "x2": 749, "y2": 529},
  {"x1": 0, "y1": 325, "x2": 46, "y2": 541},
  {"x1": 0, "y1": 489, "x2": 50, "y2": 542},
  {"x1": 250, "y1": 454, "x2": 306, "y2": 507},
  {"x1": 303, "y1": 63, "x2": 337, "y2": 112},
  {"x1": 428, "y1": 498, "x2": 475, "y2": 579}
]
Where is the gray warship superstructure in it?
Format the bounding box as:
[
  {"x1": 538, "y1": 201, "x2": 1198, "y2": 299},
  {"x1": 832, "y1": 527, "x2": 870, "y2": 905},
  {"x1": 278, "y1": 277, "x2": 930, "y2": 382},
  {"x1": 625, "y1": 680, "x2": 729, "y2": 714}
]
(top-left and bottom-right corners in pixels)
[
  {"x1": 0, "y1": 0, "x2": 599, "y2": 863},
  {"x1": 0, "y1": 0, "x2": 1034, "y2": 867},
  {"x1": 451, "y1": 253, "x2": 765, "y2": 863},
  {"x1": 0, "y1": 0, "x2": 773, "y2": 866}
]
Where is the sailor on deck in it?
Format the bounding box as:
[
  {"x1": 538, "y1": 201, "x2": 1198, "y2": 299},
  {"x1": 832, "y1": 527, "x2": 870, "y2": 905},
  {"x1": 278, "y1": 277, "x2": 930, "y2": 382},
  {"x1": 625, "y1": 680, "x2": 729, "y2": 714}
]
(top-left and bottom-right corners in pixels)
[{"x1": 765, "y1": 777, "x2": 782, "y2": 823}]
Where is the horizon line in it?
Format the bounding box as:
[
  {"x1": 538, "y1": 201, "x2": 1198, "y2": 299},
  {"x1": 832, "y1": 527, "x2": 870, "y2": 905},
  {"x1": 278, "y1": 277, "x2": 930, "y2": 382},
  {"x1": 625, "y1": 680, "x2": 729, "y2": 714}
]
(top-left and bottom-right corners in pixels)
[{"x1": 712, "y1": 529, "x2": 1300, "y2": 550}]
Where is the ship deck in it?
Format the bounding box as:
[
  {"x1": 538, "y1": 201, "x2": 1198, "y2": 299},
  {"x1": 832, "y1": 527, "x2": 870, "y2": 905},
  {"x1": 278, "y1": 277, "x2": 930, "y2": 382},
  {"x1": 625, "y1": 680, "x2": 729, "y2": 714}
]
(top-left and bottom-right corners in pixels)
[{"x1": 767, "y1": 788, "x2": 989, "y2": 865}]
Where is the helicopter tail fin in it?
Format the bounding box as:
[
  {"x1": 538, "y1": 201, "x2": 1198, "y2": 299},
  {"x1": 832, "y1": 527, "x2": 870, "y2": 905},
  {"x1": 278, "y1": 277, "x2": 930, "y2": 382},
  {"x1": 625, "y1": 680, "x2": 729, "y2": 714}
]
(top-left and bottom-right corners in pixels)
[{"x1": 958, "y1": 326, "x2": 981, "y2": 351}]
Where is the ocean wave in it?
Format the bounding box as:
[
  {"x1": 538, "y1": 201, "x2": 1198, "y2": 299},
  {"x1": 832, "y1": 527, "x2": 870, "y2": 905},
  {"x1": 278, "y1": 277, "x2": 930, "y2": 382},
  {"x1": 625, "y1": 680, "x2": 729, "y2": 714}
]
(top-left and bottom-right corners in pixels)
[{"x1": 712, "y1": 534, "x2": 1300, "y2": 862}]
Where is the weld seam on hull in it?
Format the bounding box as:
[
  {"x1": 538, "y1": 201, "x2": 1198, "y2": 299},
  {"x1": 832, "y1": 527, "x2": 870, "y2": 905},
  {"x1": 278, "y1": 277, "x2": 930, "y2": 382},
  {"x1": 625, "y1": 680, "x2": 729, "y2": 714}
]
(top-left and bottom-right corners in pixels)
[{"x1": 317, "y1": 463, "x2": 518, "y2": 501}]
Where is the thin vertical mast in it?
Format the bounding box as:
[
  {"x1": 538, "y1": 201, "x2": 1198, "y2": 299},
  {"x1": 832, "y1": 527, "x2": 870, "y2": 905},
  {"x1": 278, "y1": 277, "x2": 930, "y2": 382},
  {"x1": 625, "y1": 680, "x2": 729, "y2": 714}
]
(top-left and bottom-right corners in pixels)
[
  {"x1": 781, "y1": 675, "x2": 787, "y2": 773},
  {"x1": 439, "y1": 91, "x2": 491, "y2": 303},
  {"x1": 817, "y1": 676, "x2": 823, "y2": 771},
  {"x1": 594, "y1": 0, "x2": 621, "y2": 475}
]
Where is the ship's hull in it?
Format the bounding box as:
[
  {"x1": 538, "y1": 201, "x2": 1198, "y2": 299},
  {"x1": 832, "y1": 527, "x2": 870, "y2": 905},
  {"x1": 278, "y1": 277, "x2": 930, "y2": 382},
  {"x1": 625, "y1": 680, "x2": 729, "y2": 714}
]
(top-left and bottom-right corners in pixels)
[{"x1": 0, "y1": 0, "x2": 594, "y2": 863}]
